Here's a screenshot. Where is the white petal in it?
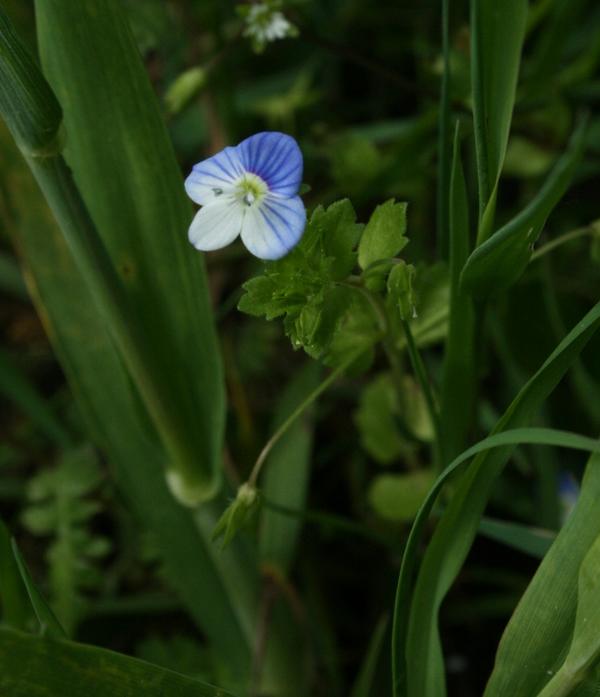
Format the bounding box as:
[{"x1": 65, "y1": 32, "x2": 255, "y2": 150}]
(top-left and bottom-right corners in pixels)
[
  {"x1": 188, "y1": 199, "x2": 244, "y2": 252},
  {"x1": 240, "y1": 194, "x2": 306, "y2": 260},
  {"x1": 184, "y1": 146, "x2": 243, "y2": 205}
]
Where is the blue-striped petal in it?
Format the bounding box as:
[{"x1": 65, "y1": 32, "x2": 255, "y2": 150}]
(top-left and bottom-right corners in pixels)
[
  {"x1": 241, "y1": 194, "x2": 306, "y2": 260},
  {"x1": 188, "y1": 198, "x2": 244, "y2": 251},
  {"x1": 185, "y1": 146, "x2": 244, "y2": 205},
  {"x1": 236, "y1": 132, "x2": 303, "y2": 198}
]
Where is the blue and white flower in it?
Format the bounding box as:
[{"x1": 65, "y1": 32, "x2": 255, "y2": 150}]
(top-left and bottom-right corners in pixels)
[{"x1": 184, "y1": 131, "x2": 306, "y2": 260}]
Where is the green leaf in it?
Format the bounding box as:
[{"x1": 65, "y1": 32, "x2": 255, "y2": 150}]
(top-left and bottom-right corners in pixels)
[
  {"x1": 387, "y1": 261, "x2": 416, "y2": 321},
  {"x1": 358, "y1": 199, "x2": 408, "y2": 271},
  {"x1": 239, "y1": 200, "x2": 365, "y2": 360},
  {"x1": 439, "y1": 124, "x2": 476, "y2": 462},
  {"x1": 484, "y1": 454, "x2": 600, "y2": 696},
  {"x1": 392, "y1": 295, "x2": 600, "y2": 697},
  {"x1": 462, "y1": 117, "x2": 589, "y2": 297},
  {"x1": 0, "y1": 628, "x2": 236, "y2": 697},
  {"x1": 471, "y1": 0, "x2": 528, "y2": 234},
  {"x1": 355, "y1": 373, "x2": 406, "y2": 465},
  {"x1": 0, "y1": 122, "x2": 261, "y2": 690},
  {"x1": 0, "y1": 520, "x2": 31, "y2": 629},
  {"x1": 260, "y1": 362, "x2": 319, "y2": 576},
  {"x1": 35, "y1": 0, "x2": 225, "y2": 502},
  {"x1": 212, "y1": 484, "x2": 261, "y2": 549},
  {"x1": 11, "y1": 540, "x2": 66, "y2": 638},
  {"x1": 0, "y1": 6, "x2": 62, "y2": 156},
  {"x1": 350, "y1": 616, "x2": 389, "y2": 697},
  {"x1": 478, "y1": 517, "x2": 555, "y2": 560},
  {"x1": 369, "y1": 471, "x2": 434, "y2": 522}
]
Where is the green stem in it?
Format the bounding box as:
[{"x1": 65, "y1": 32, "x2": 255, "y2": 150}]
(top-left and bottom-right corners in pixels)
[
  {"x1": 436, "y1": 0, "x2": 451, "y2": 259},
  {"x1": 247, "y1": 352, "x2": 362, "y2": 488},
  {"x1": 401, "y1": 319, "x2": 442, "y2": 467}
]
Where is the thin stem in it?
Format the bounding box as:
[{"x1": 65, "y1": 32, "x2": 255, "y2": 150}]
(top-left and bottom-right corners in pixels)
[
  {"x1": 401, "y1": 319, "x2": 442, "y2": 467},
  {"x1": 531, "y1": 224, "x2": 597, "y2": 261},
  {"x1": 437, "y1": 0, "x2": 451, "y2": 260},
  {"x1": 247, "y1": 351, "x2": 362, "y2": 487}
]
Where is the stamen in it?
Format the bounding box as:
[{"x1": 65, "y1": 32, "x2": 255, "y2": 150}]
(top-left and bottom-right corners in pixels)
[
  {"x1": 212, "y1": 187, "x2": 223, "y2": 196},
  {"x1": 243, "y1": 192, "x2": 255, "y2": 206}
]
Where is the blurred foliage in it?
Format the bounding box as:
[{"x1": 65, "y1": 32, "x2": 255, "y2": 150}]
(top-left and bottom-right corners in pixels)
[{"x1": 1, "y1": 0, "x2": 600, "y2": 696}]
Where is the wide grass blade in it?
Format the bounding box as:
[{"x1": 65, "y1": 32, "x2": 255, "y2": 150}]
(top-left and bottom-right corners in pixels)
[
  {"x1": 471, "y1": 0, "x2": 528, "y2": 240},
  {"x1": 0, "y1": 123, "x2": 258, "y2": 690},
  {"x1": 34, "y1": 0, "x2": 225, "y2": 503},
  {"x1": 485, "y1": 453, "x2": 600, "y2": 696},
  {"x1": 0, "y1": 628, "x2": 236, "y2": 697},
  {"x1": 392, "y1": 294, "x2": 600, "y2": 697}
]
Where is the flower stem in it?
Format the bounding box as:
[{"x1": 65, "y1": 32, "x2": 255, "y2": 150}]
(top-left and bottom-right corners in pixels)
[
  {"x1": 247, "y1": 351, "x2": 362, "y2": 488},
  {"x1": 401, "y1": 318, "x2": 442, "y2": 467}
]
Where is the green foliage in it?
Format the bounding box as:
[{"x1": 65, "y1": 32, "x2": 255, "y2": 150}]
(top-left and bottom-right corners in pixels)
[
  {"x1": 369, "y1": 471, "x2": 434, "y2": 523},
  {"x1": 0, "y1": 628, "x2": 236, "y2": 697},
  {"x1": 358, "y1": 199, "x2": 408, "y2": 275},
  {"x1": 212, "y1": 484, "x2": 261, "y2": 549},
  {"x1": 21, "y1": 447, "x2": 110, "y2": 634},
  {"x1": 239, "y1": 199, "x2": 374, "y2": 362}
]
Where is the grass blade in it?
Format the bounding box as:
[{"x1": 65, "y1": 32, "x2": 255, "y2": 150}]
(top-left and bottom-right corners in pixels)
[
  {"x1": 392, "y1": 295, "x2": 600, "y2": 697},
  {"x1": 0, "y1": 520, "x2": 32, "y2": 629},
  {"x1": 471, "y1": 0, "x2": 528, "y2": 239},
  {"x1": 0, "y1": 628, "x2": 236, "y2": 697},
  {"x1": 485, "y1": 453, "x2": 600, "y2": 696},
  {"x1": 439, "y1": 123, "x2": 475, "y2": 463},
  {"x1": 462, "y1": 117, "x2": 589, "y2": 297},
  {"x1": 34, "y1": 0, "x2": 225, "y2": 502}
]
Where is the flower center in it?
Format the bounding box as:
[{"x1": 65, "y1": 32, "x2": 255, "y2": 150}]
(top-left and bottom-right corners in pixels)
[{"x1": 236, "y1": 173, "x2": 268, "y2": 208}]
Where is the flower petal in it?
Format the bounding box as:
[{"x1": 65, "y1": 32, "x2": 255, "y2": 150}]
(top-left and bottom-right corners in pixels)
[
  {"x1": 188, "y1": 198, "x2": 244, "y2": 252},
  {"x1": 241, "y1": 194, "x2": 306, "y2": 260},
  {"x1": 237, "y1": 132, "x2": 303, "y2": 198},
  {"x1": 184, "y1": 146, "x2": 244, "y2": 205}
]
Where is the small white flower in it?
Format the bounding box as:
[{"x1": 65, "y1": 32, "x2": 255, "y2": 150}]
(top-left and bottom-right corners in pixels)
[
  {"x1": 243, "y1": 4, "x2": 294, "y2": 47},
  {"x1": 184, "y1": 131, "x2": 306, "y2": 260}
]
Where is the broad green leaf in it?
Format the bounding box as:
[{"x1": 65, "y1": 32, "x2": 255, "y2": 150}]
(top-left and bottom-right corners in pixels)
[
  {"x1": 439, "y1": 125, "x2": 475, "y2": 462},
  {"x1": 391, "y1": 296, "x2": 600, "y2": 697},
  {"x1": 358, "y1": 199, "x2": 408, "y2": 271},
  {"x1": 484, "y1": 454, "x2": 600, "y2": 696},
  {"x1": 0, "y1": 628, "x2": 236, "y2": 697},
  {"x1": 34, "y1": 0, "x2": 225, "y2": 502},
  {"x1": 260, "y1": 362, "x2": 319, "y2": 576},
  {"x1": 536, "y1": 532, "x2": 600, "y2": 696},
  {"x1": 0, "y1": 123, "x2": 263, "y2": 693},
  {"x1": 369, "y1": 471, "x2": 434, "y2": 522},
  {"x1": 462, "y1": 118, "x2": 589, "y2": 297},
  {"x1": 11, "y1": 540, "x2": 66, "y2": 638},
  {"x1": 471, "y1": 0, "x2": 528, "y2": 234}
]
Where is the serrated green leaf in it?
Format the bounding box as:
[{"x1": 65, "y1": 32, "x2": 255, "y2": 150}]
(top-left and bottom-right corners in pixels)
[{"x1": 358, "y1": 200, "x2": 408, "y2": 271}]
